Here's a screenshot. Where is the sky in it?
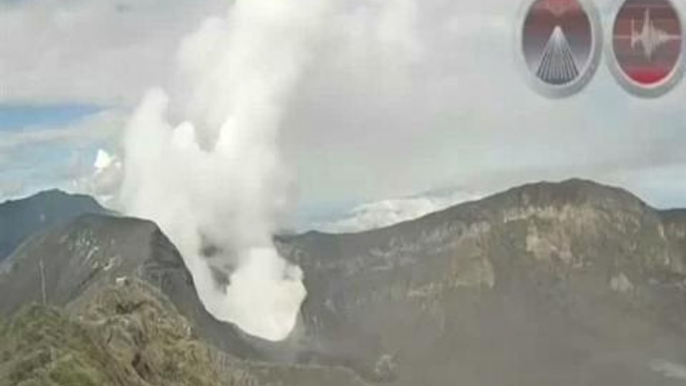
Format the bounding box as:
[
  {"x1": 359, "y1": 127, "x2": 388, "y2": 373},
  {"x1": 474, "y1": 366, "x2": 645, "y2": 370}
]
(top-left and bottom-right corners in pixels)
[{"x1": 1, "y1": 0, "x2": 685, "y2": 229}]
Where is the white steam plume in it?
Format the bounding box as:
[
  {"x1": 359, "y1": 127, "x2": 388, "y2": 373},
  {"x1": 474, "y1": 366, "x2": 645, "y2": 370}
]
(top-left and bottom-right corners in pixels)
[{"x1": 120, "y1": 0, "x2": 329, "y2": 341}]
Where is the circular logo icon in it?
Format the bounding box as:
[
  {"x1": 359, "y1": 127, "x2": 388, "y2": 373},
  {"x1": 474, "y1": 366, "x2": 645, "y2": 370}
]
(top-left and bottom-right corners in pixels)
[
  {"x1": 518, "y1": 0, "x2": 602, "y2": 98},
  {"x1": 608, "y1": 0, "x2": 684, "y2": 97}
]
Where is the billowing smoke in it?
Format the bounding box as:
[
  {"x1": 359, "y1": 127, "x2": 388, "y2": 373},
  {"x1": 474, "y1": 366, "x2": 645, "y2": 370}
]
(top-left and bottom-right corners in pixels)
[{"x1": 120, "y1": 0, "x2": 329, "y2": 341}]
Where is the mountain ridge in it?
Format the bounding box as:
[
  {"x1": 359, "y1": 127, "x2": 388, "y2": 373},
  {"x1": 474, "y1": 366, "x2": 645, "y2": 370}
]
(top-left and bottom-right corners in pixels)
[
  {"x1": 0, "y1": 189, "x2": 111, "y2": 261},
  {"x1": 2, "y1": 178, "x2": 686, "y2": 385},
  {"x1": 279, "y1": 178, "x2": 686, "y2": 385},
  {"x1": 295, "y1": 178, "x2": 649, "y2": 238}
]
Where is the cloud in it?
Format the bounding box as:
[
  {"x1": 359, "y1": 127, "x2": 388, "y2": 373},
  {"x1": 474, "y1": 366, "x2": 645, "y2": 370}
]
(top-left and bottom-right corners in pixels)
[
  {"x1": 0, "y1": 109, "x2": 123, "y2": 152},
  {"x1": 0, "y1": 181, "x2": 24, "y2": 200},
  {"x1": 0, "y1": 105, "x2": 102, "y2": 130},
  {"x1": 0, "y1": 0, "x2": 224, "y2": 104},
  {"x1": 119, "y1": 0, "x2": 333, "y2": 341},
  {"x1": 2, "y1": 0, "x2": 685, "y2": 222},
  {"x1": 279, "y1": 0, "x2": 686, "y2": 215},
  {"x1": 0, "y1": 108, "x2": 126, "y2": 199},
  {"x1": 651, "y1": 360, "x2": 686, "y2": 381},
  {"x1": 314, "y1": 187, "x2": 483, "y2": 233},
  {"x1": 71, "y1": 148, "x2": 123, "y2": 207}
]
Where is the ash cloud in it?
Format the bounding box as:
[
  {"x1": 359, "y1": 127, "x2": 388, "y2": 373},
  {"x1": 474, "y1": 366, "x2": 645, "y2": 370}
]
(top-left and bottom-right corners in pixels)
[{"x1": 120, "y1": 0, "x2": 330, "y2": 341}]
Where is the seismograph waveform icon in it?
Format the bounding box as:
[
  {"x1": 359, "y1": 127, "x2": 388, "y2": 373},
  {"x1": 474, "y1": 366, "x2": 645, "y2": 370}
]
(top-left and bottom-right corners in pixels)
[
  {"x1": 536, "y1": 26, "x2": 580, "y2": 85},
  {"x1": 610, "y1": 0, "x2": 683, "y2": 92},
  {"x1": 629, "y1": 8, "x2": 680, "y2": 61}
]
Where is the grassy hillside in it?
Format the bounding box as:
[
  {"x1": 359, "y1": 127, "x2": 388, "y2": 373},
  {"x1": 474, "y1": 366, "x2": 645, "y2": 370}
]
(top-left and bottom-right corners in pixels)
[{"x1": 0, "y1": 281, "x2": 241, "y2": 386}]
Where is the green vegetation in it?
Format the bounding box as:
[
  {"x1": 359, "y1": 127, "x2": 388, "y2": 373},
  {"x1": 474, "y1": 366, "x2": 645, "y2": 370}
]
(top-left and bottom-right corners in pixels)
[
  {"x1": 0, "y1": 283, "x2": 228, "y2": 386},
  {"x1": 0, "y1": 305, "x2": 116, "y2": 386}
]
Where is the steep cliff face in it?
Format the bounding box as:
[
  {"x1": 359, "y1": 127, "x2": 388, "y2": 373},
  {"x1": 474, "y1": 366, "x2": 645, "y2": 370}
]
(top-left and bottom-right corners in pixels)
[
  {"x1": 0, "y1": 215, "x2": 366, "y2": 386},
  {"x1": 281, "y1": 179, "x2": 686, "y2": 385},
  {"x1": 662, "y1": 209, "x2": 686, "y2": 272},
  {"x1": 2, "y1": 180, "x2": 686, "y2": 386}
]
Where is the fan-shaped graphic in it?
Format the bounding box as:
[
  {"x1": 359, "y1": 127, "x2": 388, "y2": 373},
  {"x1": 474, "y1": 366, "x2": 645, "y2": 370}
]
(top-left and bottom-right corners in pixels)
[
  {"x1": 537, "y1": 26, "x2": 580, "y2": 84},
  {"x1": 521, "y1": 0, "x2": 597, "y2": 95}
]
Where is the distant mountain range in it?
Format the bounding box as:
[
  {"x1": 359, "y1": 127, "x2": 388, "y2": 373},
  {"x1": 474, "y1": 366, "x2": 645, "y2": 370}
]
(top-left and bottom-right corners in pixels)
[
  {"x1": 313, "y1": 187, "x2": 483, "y2": 233},
  {"x1": 0, "y1": 189, "x2": 110, "y2": 261},
  {"x1": 1, "y1": 179, "x2": 686, "y2": 386}
]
